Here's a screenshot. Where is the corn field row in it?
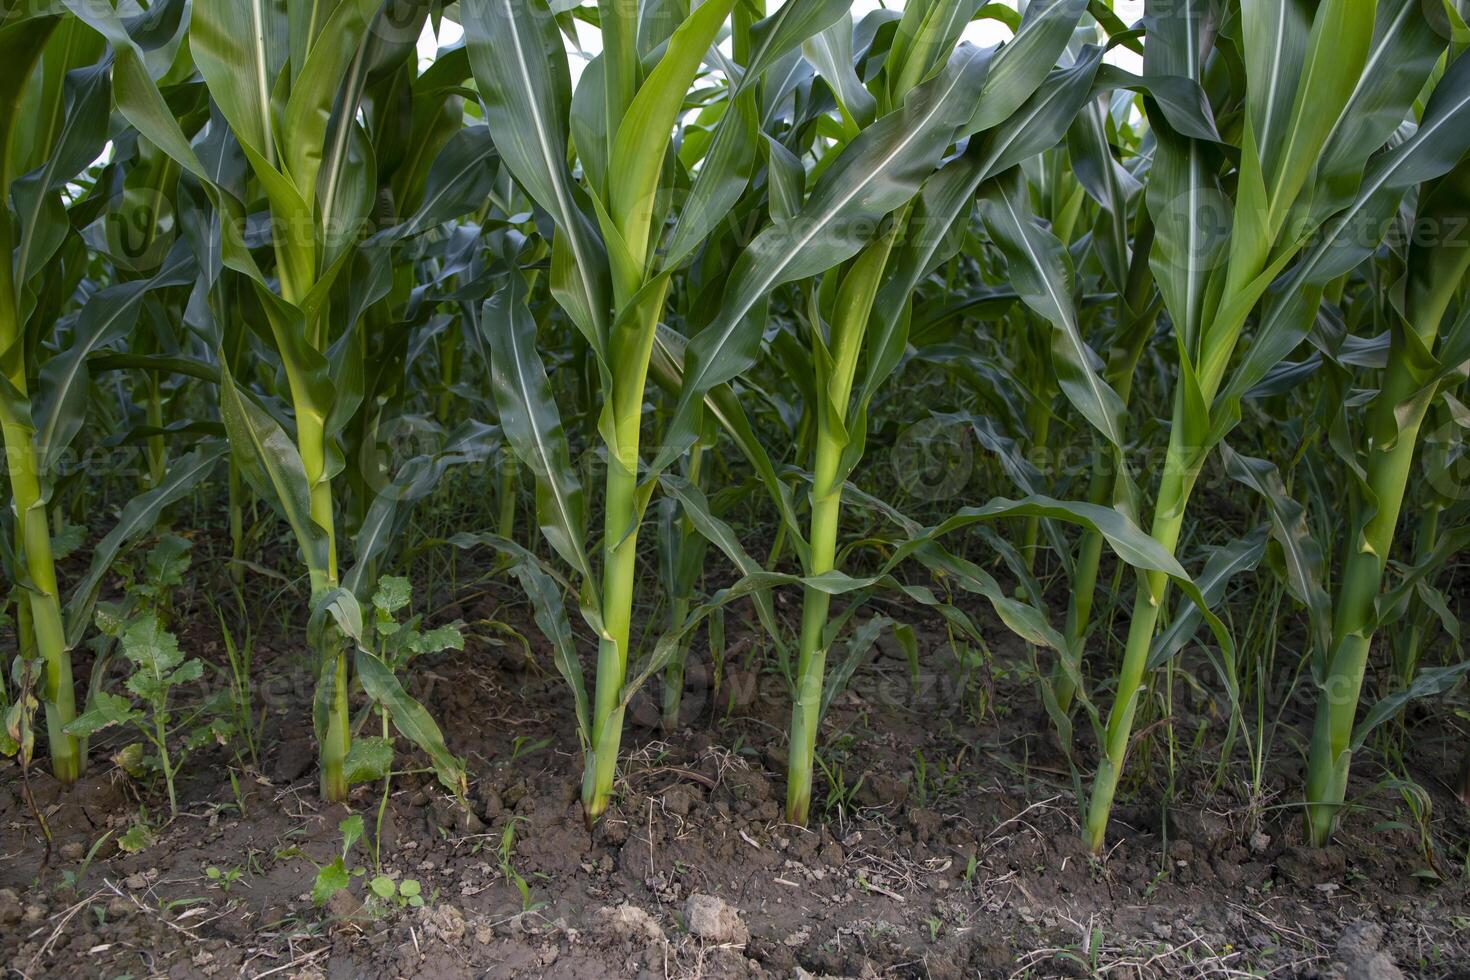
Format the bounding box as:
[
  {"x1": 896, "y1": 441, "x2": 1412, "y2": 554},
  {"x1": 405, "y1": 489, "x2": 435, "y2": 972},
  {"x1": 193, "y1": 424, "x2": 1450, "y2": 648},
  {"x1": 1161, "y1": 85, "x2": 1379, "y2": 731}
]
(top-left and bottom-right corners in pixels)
[{"x1": 3, "y1": 0, "x2": 1470, "y2": 866}]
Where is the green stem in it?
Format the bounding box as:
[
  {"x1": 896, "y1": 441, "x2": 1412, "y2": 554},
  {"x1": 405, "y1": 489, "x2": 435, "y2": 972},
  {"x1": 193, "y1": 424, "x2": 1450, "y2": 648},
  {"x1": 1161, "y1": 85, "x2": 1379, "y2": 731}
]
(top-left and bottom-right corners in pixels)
[
  {"x1": 786, "y1": 431, "x2": 843, "y2": 825},
  {"x1": 320, "y1": 646, "x2": 350, "y2": 803},
  {"x1": 1302, "y1": 356, "x2": 1433, "y2": 844},
  {"x1": 1304, "y1": 179, "x2": 1470, "y2": 845},
  {"x1": 228, "y1": 459, "x2": 245, "y2": 588},
  {"x1": 783, "y1": 227, "x2": 899, "y2": 825},
  {"x1": 0, "y1": 209, "x2": 79, "y2": 784},
  {"x1": 662, "y1": 444, "x2": 703, "y2": 731},
  {"x1": 438, "y1": 326, "x2": 459, "y2": 423},
  {"x1": 1084, "y1": 419, "x2": 1196, "y2": 852},
  {"x1": 297, "y1": 401, "x2": 346, "y2": 802},
  {"x1": 1393, "y1": 507, "x2": 1439, "y2": 690},
  {"x1": 582, "y1": 455, "x2": 640, "y2": 823},
  {"x1": 145, "y1": 370, "x2": 165, "y2": 489},
  {"x1": 1020, "y1": 382, "x2": 1051, "y2": 575},
  {"x1": 1054, "y1": 443, "x2": 1111, "y2": 714},
  {"x1": 1053, "y1": 223, "x2": 1157, "y2": 720},
  {"x1": 154, "y1": 712, "x2": 177, "y2": 817},
  {"x1": 497, "y1": 450, "x2": 518, "y2": 540}
]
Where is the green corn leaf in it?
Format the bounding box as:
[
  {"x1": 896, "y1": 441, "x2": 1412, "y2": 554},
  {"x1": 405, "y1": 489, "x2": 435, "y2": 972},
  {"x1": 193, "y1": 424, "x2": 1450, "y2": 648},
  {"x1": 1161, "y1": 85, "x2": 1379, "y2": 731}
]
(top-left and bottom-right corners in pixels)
[
  {"x1": 480, "y1": 272, "x2": 595, "y2": 586},
  {"x1": 966, "y1": 45, "x2": 1105, "y2": 178},
  {"x1": 189, "y1": 0, "x2": 287, "y2": 170},
  {"x1": 464, "y1": 0, "x2": 611, "y2": 356},
  {"x1": 1215, "y1": 50, "x2": 1470, "y2": 423},
  {"x1": 34, "y1": 245, "x2": 195, "y2": 476},
  {"x1": 218, "y1": 362, "x2": 331, "y2": 587},
  {"x1": 509, "y1": 557, "x2": 592, "y2": 751},
  {"x1": 11, "y1": 61, "x2": 110, "y2": 288},
  {"x1": 967, "y1": 0, "x2": 1088, "y2": 133},
  {"x1": 802, "y1": 14, "x2": 875, "y2": 130},
  {"x1": 662, "y1": 0, "x2": 853, "y2": 269},
  {"x1": 1148, "y1": 526, "x2": 1271, "y2": 669},
  {"x1": 1351, "y1": 661, "x2": 1470, "y2": 752},
  {"x1": 279, "y1": 0, "x2": 381, "y2": 204},
  {"x1": 656, "y1": 45, "x2": 992, "y2": 472},
  {"x1": 369, "y1": 125, "x2": 499, "y2": 244},
  {"x1": 1222, "y1": 444, "x2": 1333, "y2": 662},
  {"x1": 607, "y1": 0, "x2": 735, "y2": 273},
  {"x1": 978, "y1": 169, "x2": 1127, "y2": 449}
]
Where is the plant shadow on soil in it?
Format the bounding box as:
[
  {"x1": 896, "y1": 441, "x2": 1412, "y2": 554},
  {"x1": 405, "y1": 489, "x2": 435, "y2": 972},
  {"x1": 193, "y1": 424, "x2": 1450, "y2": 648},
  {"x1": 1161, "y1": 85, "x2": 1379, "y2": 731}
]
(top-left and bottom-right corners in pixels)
[{"x1": 3, "y1": 575, "x2": 1470, "y2": 980}]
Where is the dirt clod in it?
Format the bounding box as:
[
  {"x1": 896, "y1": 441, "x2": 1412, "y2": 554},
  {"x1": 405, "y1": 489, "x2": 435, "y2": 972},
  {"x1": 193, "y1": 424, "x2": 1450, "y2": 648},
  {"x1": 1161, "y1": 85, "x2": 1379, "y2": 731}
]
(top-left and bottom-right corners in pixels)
[
  {"x1": 430, "y1": 795, "x2": 485, "y2": 834},
  {"x1": 325, "y1": 888, "x2": 367, "y2": 923},
  {"x1": 0, "y1": 889, "x2": 20, "y2": 925},
  {"x1": 1333, "y1": 920, "x2": 1404, "y2": 980},
  {"x1": 1167, "y1": 806, "x2": 1233, "y2": 852},
  {"x1": 726, "y1": 770, "x2": 769, "y2": 803},
  {"x1": 684, "y1": 893, "x2": 749, "y2": 944},
  {"x1": 593, "y1": 903, "x2": 666, "y2": 946},
  {"x1": 857, "y1": 773, "x2": 908, "y2": 809},
  {"x1": 661, "y1": 783, "x2": 698, "y2": 816}
]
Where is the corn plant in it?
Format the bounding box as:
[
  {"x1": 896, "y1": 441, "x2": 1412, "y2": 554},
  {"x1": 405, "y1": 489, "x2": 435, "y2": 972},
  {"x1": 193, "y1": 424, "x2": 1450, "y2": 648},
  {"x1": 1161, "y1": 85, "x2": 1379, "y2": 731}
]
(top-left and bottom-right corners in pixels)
[
  {"x1": 1303, "y1": 165, "x2": 1470, "y2": 844},
  {"x1": 641, "y1": 0, "x2": 1229, "y2": 825},
  {"x1": 463, "y1": 0, "x2": 868, "y2": 823},
  {"x1": 63, "y1": 0, "x2": 485, "y2": 801},
  {"x1": 1082, "y1": 0, "x2": 1470, "y2": 851},
  {"x1": 1, "y1": 4, "x2": 229, "y2": 783}
]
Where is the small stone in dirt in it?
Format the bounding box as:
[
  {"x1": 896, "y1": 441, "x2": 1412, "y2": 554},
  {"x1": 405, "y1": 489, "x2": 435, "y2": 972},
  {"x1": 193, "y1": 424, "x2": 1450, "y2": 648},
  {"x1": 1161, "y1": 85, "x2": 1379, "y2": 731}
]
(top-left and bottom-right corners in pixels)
[
  {"x1": 1334, "y1": 921, "x2": 1404, "y2": 980},
  {"x1": 430, "y1": 796, "x2": 485, "y2": 834},
  {"x1": 0, "y1": 889, "x2": 21, "y2": 924},
  {"x1": 783, "y1": 925, "x2": 811, "y2": 948},
  {"x1": 476, "y1": 787, "x2": 504, "y2": 820},
  {"x1": 602, "y1": 817, "x2": 630, "y2": 845},
  {"x1": 684, "y1": 893, "x2": 749, "y2": 944},
  {"x1": 558, "y1": 779, "x2": 580, "y2": 809},
  {"x1": 594, "y1": 903, "x2": 666, "y2": 947},
  {"x1": 59, "y1": 842, "x2": 85, "y2": 862},
  {"x1": 661, "y1": 784, "x2": 698, "y2": 817},
  {"x1": 505, "y1": 910, "x2": 543, "y2": 936}
]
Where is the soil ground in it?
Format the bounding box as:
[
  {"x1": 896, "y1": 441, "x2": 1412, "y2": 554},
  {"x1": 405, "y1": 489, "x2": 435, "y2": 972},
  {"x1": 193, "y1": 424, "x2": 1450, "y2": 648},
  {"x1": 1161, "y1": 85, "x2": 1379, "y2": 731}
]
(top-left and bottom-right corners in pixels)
[{"x1": 3, "y1": 572, "x2": 1470, "y2": 979}]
